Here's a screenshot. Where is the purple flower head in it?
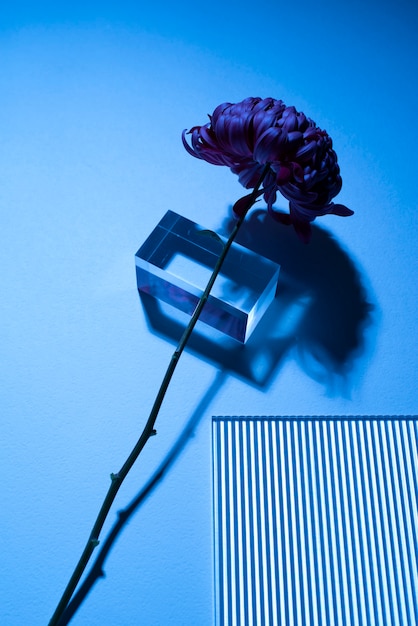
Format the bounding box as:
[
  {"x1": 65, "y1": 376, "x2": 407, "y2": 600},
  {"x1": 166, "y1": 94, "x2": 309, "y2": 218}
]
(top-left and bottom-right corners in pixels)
[{"x1": 182, "y1": 97, "x2": 353, "y2": 241}]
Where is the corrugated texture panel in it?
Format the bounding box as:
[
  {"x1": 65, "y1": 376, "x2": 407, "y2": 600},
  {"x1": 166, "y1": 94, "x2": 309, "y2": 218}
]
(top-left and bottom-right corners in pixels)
[{"x1": 212, "y1": 416, "x2": 418, "y2": 626}]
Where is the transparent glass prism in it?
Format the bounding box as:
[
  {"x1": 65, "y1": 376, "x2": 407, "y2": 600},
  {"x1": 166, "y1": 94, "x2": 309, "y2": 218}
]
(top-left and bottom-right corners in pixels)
[{"x1": 135, "y1": 211, "x2": 280, "y2": 343}]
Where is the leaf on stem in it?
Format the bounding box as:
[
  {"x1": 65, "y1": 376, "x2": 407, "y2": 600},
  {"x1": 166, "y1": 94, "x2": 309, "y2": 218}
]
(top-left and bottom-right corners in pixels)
[{"x1": 197, "y1": 229, "x2": 225, "y2": 249}]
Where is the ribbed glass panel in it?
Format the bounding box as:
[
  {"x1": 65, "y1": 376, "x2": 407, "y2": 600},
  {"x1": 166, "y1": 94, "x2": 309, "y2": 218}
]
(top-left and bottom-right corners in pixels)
[{"x1": 212, "y1": 416, "x2": 418, "y2": 626}]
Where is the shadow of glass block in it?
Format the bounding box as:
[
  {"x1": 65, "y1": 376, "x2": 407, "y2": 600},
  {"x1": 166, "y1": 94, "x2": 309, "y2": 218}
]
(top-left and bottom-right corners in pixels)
[{"x1": 135, "y1": 211, "x2": 280, "y2": 342}]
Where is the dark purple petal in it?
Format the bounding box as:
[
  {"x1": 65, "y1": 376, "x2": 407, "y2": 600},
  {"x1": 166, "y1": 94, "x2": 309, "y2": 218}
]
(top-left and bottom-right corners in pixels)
[
  {"x1": 290, "y1": 162, "x2": 304, "y2": 183},
  {"x1": 295, "y1": 141, "x2": 318, "y2": 162},
  {"x1": 182, "y1": 129, "x2": 202, "y2": 159},
  {"x1": 253, "y1": 127, "x2": 286, "y2": 163},
  {"x1": 274, "y1": 165, "x2": 292, "y2": 183},
  {"x1": 328, "y1": 204, "x2": 355, "y2": 217},
  {"x1": 268, "y1": 207, "x2": 312, "y2": 243},
  {"x1": 287, "y1": 131, "x2": 304, "y2": 149},
  {"x1": 268, "y1": 208, "x2": 293, "y2": 225},
  {"x1": 281, "y1": 107, "x2": 298, "y2": 132},
  {"x1": 234, "y1": 162, "x2": 265, "y2": 188}
]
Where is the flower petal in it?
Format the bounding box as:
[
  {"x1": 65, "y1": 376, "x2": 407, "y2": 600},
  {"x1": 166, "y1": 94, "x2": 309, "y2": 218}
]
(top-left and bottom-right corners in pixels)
[{"x1": 329, "y1": 204, "x2": 354, "y2": 217}]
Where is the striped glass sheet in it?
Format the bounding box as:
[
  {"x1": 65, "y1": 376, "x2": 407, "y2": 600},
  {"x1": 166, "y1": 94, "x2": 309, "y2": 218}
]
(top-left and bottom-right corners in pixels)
[{"x1": 212, "y1": 416, "x2": 418, "y2": 626}]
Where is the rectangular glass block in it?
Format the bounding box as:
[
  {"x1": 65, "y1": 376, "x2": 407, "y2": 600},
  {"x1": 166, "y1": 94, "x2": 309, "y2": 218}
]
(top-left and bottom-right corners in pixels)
[{"x1": 135, "y1": 210, "x2": 280, "y2": 342}]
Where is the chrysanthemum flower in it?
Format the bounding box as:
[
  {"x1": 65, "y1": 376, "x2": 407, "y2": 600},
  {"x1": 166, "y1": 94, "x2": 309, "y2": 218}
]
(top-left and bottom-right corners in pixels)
[{"x1": 182, "y1": 97, "x2": 353, "y2": 241}]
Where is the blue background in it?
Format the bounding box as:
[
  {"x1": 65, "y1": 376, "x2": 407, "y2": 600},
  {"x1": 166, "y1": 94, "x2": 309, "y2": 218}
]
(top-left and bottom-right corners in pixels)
[{"x1": 1, "y1": 1, "x2": 417, "y2": 624}]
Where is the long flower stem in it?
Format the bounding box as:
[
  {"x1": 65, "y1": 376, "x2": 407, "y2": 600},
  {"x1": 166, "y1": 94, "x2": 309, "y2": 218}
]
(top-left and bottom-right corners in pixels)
[{"x1": 48, "y1": 166, "x2": 269, "y2": 626}]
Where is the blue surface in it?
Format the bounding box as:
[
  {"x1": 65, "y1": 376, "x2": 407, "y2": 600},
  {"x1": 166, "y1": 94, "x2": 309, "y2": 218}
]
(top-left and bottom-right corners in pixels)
[{"x1": 1, "y1": 2, "x2": 417, "y2": 624}]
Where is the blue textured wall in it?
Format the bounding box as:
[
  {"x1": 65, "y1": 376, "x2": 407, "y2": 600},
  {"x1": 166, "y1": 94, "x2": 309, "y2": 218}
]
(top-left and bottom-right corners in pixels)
[{"x1": 1, "y1": 1, "x2": 417, "y2": 624}]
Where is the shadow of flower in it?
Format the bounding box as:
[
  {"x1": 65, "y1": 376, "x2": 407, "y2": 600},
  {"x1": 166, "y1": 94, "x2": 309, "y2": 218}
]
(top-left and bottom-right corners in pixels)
[{"x1": 222, "y1": 207, "x2": 375, "y2": 394}]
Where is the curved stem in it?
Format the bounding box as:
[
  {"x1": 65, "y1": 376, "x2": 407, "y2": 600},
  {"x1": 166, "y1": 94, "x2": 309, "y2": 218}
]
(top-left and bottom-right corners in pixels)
[
  {"x1": 48, "y1": 165, "x2": 270, "y2": 626},
  {"x1": 58, "y1": 371, "x2": 226, "y2": 624}
]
